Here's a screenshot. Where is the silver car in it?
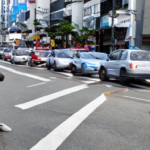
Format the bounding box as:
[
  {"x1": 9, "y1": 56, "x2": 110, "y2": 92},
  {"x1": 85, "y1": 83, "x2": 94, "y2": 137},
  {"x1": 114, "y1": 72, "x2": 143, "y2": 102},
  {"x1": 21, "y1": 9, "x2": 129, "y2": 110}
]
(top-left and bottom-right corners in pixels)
[
  {"x1": 71, "y1": 52, "x2": 107, "y2": 75},
  {"x1": 99, "y1": 49, "x2": 150, "y2": 85},
  {"x1": 47, "y1": 50, "x2": 73, "y2": 71}
]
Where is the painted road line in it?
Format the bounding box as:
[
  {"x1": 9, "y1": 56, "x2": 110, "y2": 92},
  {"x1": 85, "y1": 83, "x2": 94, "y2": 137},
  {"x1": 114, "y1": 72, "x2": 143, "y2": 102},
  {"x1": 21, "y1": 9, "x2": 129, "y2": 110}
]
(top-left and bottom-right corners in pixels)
[
  {"x1": 37, "y1": 63, "x2": 46, "y2": 67},
  {"x1": 75, "y1": 76, "x2": 100, "y2": 81},
  {"x1": 123, "y1": 96, "x2": 150, "y2": 103},
  {"x1": 15, "y1": 84, "x2": 88, "y2": 110},
  {"x1": 0, "y1": 65, "x2": 50, "y2": 82},
  {"x1": 27, "y1": 82, "x2": 46, "y2": 88},
  {"x1": 30, "y1": 94, "x2": 106, "y2": 150},
  {"x1": 0, "y1": 60, "x2": 11, "y2": 64},
  {"x1": 55, "y1": 72, "x2": 73, "y2": 77},
  {"x1": 49, "y1": 77, "x2": 57, "y2": 79},
  {"x1": 82, "y1": 80, "x2": 96, "y2": 84},
  {"x1": 106, "y1": 85, "x2": 112, "y2": 87}
]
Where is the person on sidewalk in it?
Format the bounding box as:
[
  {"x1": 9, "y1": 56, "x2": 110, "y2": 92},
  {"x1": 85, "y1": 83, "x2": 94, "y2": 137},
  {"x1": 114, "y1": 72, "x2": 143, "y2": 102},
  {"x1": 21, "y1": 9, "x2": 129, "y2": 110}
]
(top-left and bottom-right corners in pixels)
[{"x1": 0, "y1": 72, "x2": 12, "y2": 132}]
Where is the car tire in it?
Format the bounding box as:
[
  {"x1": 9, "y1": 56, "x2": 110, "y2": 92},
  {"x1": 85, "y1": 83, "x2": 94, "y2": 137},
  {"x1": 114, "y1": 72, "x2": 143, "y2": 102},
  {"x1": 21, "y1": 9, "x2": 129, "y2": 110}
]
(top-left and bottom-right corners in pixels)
[
  {"x1": 10, "y1": 59, "x2": 13, "y2": 64},
  {"x1": 99, "y1": 68, "x2": 108, "y2": 81},
  {"x1": 81, "y1": 63, "x2": 85, "y2": 74},
  {"x1": 71, "y1": 65, "x2": 76, "y2": 74},
  {"x1": 54, "y1": 62, "x2": 58, "y2": 71},
  {"x1": 47, "y1": 64, "x2": 51, "y2": 70},
  {"x1": 120, "y1": 70, "x2": 128, "y2": 85}
]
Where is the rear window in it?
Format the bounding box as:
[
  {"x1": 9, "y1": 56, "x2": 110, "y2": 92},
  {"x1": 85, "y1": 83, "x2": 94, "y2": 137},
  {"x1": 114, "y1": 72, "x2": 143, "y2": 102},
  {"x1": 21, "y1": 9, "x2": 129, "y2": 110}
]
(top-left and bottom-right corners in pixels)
[{"x1": 130, "y1": 51, "x2": 150, "y2": 61}]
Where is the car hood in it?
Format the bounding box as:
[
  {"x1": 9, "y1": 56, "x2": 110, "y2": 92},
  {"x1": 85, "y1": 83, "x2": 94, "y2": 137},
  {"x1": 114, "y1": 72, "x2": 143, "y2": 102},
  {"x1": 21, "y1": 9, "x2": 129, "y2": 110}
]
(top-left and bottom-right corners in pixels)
[{"x1": 57, "y1": 58, "x2": 73, "y2": 63}]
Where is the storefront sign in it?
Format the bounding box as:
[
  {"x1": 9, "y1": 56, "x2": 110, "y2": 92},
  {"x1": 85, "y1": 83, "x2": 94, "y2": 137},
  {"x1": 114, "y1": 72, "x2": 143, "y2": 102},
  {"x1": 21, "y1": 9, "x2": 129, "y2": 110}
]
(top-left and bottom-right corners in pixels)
[
  {"x1": 100, "y1": 15, "x2": 109, "y2": 28},
  {"x1": 29, "y1": 0, "x2": 35, "y2": 3}
]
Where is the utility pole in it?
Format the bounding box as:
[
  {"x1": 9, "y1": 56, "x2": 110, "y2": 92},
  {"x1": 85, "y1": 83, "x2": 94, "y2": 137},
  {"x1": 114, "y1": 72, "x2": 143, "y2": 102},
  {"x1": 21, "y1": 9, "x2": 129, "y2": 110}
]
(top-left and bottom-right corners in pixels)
[{"x1": 110, "y1": 0, "x2": 116, "y2": 52}]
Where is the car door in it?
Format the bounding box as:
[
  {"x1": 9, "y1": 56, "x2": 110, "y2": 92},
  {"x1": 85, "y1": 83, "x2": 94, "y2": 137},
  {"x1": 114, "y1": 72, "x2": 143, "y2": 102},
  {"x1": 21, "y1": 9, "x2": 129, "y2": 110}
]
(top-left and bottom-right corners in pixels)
[
  {"x1": 50, "y1": 51, "x2": 55, "y2": 66},
  {"x1": 74, "y1": 53, "x2": 81, "y2": 70},
  {"x1": 106, "y1": 50, "x2": 121, "y2": 77}
]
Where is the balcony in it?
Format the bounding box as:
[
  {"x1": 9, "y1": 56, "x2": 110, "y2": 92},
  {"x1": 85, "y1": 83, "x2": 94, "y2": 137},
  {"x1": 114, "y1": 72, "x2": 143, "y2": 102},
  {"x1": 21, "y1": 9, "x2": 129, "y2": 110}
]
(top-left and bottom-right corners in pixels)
[{"x1": 65, "y1": 0, "x2": 83, "y2": 7}]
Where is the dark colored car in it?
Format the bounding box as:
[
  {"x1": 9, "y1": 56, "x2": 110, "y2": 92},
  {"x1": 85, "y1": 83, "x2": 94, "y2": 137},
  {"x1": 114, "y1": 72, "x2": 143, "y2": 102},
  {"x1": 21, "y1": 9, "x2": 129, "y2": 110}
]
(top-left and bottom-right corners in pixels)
[{"x1": 0, "y1": 72, "x2": 5, "y2": 81}]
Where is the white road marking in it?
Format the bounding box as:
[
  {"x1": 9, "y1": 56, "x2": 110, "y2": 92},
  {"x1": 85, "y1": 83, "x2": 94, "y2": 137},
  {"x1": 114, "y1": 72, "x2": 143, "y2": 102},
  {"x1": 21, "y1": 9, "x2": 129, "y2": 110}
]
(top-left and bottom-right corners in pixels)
[
  {"x1": 49, "y1": 77, "x2": 57, "y2": 79},
  {"x1": 37, "y1": 63, "x2": 46, "y2": 67},
  {"x1": 55, "y1": 72, "x2": 73, "y2": 77},
  {"x1": 106, "y1": 85, "x2": 112, "y2": 87},
  {"x1": 75, "y1": 76, "x2": 100, "y2": 81},
  {"x1": 30, "y1": 94, "x2": 106, "y2": 150},
  {"x1": 82, "y1": 80, "x2": 95, "y2": 84},
  {"x1": 0, "y1": 65, "x2": 50, "y2": 82},
  {"x1": 0, "y1": 60, "x2": 11, "y2": 64},
  {"x1": 15, "y1": 84, "x2": 88, "y2": 110},
  {"x1": 123, "y1": 96, "x2": 150, "y2": 103},
  {"x1": 27, "y1": 82, "x2": 46, "y2": 88}
]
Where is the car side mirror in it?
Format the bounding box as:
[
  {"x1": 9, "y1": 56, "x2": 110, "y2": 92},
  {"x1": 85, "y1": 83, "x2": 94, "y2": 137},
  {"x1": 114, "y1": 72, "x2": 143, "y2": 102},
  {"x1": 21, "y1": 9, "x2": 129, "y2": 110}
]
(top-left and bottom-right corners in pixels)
[{"x1": 106, "y1": 58, "x2": 109, "y2": 61}]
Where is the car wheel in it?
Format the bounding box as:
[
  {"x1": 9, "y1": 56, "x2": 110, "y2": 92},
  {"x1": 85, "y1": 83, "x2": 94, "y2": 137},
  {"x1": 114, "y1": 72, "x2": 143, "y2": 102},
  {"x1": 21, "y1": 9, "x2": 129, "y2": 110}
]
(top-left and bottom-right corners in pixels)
[
  {"x1": 10, "y1": 59, "x2": 13, "y2": 64},
  {"x1": 99, "y1": 68, "x2": 108, "y2": 81},
  {"x1": 81, "y1": 63, "x2": 85, "y2": 74},
  {"x1": 54, "y1": 62, "x2": 58, "y2": 71},
  {"x1": 120, "y1": 70, "x2": 128, "y2": 85},
  {"x1": 71, "y1": 65, "x2": 76, "y2": 74},
  {"x1": 47, "y1": 63, "x2": 51, "y2": 70}
]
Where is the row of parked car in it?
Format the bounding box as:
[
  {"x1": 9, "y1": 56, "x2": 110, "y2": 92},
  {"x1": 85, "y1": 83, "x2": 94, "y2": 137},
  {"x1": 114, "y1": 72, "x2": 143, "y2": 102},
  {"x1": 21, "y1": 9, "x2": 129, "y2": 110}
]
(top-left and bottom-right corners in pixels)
[
  {"x1": 0, "y1": 46, "x2": 150, "y2": 85},
  {"x1": 45, "y1": 49, "x2": 150, "y2": 85}
]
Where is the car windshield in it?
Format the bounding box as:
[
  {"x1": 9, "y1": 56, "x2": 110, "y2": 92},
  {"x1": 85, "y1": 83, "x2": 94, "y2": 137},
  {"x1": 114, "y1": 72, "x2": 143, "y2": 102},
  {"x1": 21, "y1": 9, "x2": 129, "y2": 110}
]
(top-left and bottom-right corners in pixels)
[
  {"x1": 89, "y1": 53, "x2": 107, "y2": 60},
  {"x1": 130, "y1": 51, "x2": 150, "y2": 61},
  {"x1": 4, "y1": 49, "x2": 11, "y2": 53},
  {"x1": 35, "y1": 51, "x2": 50, "y2": 57},
  {"x1": 16, "y1": 51, "x2": 29, "y2": 56},
  {"x1": 80, "y1": 53, "x2": 94, "y2": 59},
  {"x1": 57, "y1": 51, "x2": 73, "y2": 58}
]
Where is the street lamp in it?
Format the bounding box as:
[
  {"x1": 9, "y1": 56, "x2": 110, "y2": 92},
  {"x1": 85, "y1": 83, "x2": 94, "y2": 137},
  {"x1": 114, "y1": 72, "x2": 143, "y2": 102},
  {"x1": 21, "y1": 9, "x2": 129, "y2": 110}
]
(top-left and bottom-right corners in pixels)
[{"x1": 110, "y1": 0, "x2": 116, "y2": 52}]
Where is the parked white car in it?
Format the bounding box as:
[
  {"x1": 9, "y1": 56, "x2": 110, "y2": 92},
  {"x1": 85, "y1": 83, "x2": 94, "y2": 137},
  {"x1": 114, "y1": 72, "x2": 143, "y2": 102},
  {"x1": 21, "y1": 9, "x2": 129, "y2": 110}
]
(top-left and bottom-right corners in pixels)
[
  {"x1": 99, "y1": 49, "x2": 150, "y2": 85},
  {"x1": 10, "y1": 50, "x2": 30, "y2": 64}
]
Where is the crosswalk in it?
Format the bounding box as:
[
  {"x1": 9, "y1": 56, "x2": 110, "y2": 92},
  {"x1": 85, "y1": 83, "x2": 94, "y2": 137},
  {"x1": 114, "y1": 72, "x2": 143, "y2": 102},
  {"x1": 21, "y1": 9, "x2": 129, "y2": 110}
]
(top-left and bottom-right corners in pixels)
[{"x1": 30, "y1": 94, "x2": 106, "y2": 150}]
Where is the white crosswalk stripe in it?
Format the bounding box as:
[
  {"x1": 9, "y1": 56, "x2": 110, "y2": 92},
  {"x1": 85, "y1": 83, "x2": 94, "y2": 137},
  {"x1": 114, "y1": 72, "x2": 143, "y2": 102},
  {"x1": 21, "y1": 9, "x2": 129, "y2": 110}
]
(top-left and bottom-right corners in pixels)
[
  {"x1": 15, "y1": 84, "x2": 88, "y2": 110},
  {"x1": 30, "y1": 94, "x2": 106, "y2": 150}
]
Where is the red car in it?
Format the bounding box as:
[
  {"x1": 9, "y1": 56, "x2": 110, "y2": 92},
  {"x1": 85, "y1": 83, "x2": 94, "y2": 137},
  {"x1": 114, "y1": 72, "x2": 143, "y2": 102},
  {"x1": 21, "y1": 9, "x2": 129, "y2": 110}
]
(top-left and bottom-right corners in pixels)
[{"x1": 2, "y1": 48, "x2": 11, "y2": 61}]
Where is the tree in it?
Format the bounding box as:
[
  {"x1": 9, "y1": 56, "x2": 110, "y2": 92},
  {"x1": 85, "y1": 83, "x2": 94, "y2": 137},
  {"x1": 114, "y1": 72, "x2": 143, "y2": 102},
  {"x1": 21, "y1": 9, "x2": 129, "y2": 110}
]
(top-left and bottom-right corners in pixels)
[
  {"x1": 59, "y1": 21, "x2": 75, "y2": 48},
  {"x1": 72, "y1": 26, "x2": 96, "y2": 47},
  {"x1": 16, "y1": 22, "x2": 28, "y2": 29}
]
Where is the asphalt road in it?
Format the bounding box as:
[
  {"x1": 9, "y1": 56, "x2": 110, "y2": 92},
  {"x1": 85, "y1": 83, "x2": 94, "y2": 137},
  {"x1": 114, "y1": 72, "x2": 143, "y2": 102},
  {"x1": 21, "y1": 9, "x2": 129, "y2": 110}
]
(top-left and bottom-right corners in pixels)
[{"x1": 0, "y1": 60, "x2": 150, "y2": 150}]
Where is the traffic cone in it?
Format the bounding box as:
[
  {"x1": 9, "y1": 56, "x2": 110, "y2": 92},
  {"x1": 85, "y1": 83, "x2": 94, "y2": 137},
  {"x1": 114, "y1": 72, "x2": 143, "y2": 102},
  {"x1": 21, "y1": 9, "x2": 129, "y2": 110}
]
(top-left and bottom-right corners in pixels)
[{"x1": 0, "y1": 123, "x2": 12, "y2": 132}]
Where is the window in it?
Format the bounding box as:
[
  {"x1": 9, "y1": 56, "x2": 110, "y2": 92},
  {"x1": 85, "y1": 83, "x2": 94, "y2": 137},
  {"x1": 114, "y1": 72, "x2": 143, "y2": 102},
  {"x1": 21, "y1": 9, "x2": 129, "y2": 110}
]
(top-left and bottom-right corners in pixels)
[
  {"x1": 94, "y1": 3, "x2": 100, "y2": 14},
  {"x1": 120, "y1": 50, "x2": 128, "y2": 60},
  {"x1": 109, "y1": 51, "x2": 120, "y2": 60},
  {"x1": 84, "y1": 7, "x2": 91, "y2": 16}
]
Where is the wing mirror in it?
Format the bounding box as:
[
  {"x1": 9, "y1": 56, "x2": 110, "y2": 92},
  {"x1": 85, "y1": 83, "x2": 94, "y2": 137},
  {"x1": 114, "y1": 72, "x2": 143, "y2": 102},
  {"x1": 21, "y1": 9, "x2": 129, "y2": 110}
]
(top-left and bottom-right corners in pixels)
[{"x1": 106, "y1": 58, "x2": 109, "y2": 61}]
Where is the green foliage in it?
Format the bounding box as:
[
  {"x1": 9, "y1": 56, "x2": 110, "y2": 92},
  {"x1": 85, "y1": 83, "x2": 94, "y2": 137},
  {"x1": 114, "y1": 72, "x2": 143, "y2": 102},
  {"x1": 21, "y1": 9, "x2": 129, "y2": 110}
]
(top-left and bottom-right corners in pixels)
[
  {"x1": 59, "y1": 21, "x2": 75, "y2": 34},
  {"x1": 17, "y1": 23, "x2": 28, "y2": 29},
  {"x1": 72, "y1": 26, "x2": 96, "y2": 45},
  {"x1": 33, "y1": 20, "x2": 42, "y2": 26}
]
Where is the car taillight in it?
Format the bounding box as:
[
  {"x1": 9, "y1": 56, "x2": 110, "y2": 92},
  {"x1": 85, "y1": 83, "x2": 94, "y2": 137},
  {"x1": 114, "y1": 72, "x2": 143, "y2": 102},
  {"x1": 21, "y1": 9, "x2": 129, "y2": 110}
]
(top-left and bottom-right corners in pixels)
[
  {"x1": 130, "y1": 63, "x2": 137, "y2": 69},
  {"x1": 37, "y1": 57, "x2": 41, "y2": 61}
]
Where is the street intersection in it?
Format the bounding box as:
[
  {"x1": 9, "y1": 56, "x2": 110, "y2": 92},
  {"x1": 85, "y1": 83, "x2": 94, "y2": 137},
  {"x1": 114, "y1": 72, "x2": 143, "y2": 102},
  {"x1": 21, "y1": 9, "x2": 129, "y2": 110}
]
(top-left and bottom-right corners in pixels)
[{"x1": 0, "y1": 60, "x2": 150, "y2": 150}]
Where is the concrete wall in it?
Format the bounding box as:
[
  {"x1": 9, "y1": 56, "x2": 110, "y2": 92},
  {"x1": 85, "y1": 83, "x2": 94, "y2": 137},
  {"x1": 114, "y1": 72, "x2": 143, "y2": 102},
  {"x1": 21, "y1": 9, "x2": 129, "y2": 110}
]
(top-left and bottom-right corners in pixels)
[
  {"x1": 72, "y1": 2, "x2": 83, "y2": 29},
  {"x1": 25, "y1": 3, "x2": 36, "y2": 39},
  {"x1": 142, "y1": 0, "x2": 150, "y2": 35},
  {"x1": 135, "y1": 0, "x2": 145, "y2": 48}
]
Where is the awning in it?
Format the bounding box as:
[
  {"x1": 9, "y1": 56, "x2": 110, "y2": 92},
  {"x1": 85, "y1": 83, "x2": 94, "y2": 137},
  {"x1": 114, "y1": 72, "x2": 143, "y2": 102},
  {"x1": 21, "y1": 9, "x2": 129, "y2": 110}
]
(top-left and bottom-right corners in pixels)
[{"x1": 87, "y1": 44, "x2": 99, "y2": 46}]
